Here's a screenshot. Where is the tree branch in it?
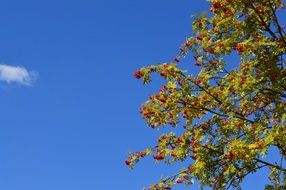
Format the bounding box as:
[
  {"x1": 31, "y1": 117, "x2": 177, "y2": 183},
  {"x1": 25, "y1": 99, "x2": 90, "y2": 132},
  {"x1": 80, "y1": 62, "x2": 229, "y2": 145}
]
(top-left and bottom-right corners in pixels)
[{"x1": 254, "y1": 158, "x2": 286, "y2": 172}]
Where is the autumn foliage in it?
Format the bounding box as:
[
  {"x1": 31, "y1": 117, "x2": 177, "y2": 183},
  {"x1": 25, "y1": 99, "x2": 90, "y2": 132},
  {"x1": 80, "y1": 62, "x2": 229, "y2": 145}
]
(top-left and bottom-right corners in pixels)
[{"x1": 126, "y1": 0, "x2": 286, "y2": 189}]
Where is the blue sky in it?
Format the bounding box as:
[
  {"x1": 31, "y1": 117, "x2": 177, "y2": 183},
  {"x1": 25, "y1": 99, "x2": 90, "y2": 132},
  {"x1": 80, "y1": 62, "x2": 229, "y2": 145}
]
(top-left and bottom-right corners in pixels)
[{"x1": 0, "y1": 1, "x2": 283, "y2": 190}]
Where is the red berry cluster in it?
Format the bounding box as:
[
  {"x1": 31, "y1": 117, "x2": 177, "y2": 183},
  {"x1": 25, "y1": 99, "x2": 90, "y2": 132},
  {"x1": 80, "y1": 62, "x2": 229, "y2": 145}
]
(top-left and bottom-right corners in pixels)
[
  {"x1": 234, "y1": 44, "x2": 245, "y2": 54},
  {"x1": 226, "y1": 151, "x2": 235, "y2": 160},
  {"x1": 153, "y1": 153, "x2": 165, "y2": 160},
  {"x1": 211, "y1": 2, "x2": 222, "y2": 13},
  {"x1": 203, "y1": 47, "x2": 215, "y2": 54}
]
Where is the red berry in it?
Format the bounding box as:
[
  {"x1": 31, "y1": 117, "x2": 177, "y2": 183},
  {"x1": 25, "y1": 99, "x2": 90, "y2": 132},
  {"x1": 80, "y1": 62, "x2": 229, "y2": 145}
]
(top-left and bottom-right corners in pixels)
[
  {"x1": 195, "y1": 77, "x2": 202, "y2": 84},
  {"x1": 139, "y1": 151, "x2": 146, "y2": 157},
  {"x1": 213, "y1": 2, "x2": 221, "y2": 10},
  {"x1": 144, "y1": 111, "x2": 151, "y2": 118},
  {"x1": 210, "y1": 60, "x2": 217, "y2": 66},
  {"x1": 256, "y1": 7, "x2": 265, "y2": 14},
  {"x1": 125, "y1": 160, "x2": 131, "y2": 166},
  {"x1": 188, "y1": 166, "x2": 194, "y2": 173},
  {"x1": 227, "y1": 151, "x2": 235, "y2": 160},
  {"x1": 196, "y1": 35, "x2": 203, "y2": 41},
  {"x1": 201, "y1": 123, "x2": 208, "y2": 130},
  {"x1": 175, "y1": 178, "x2": 183, "y2": 183},
  {"x1": 208, "y1": 47, "x2": 214, "y2": 53},
  {"x1": 184, "y1": 41, "x2": 191, "y2": 47},
  {"x1": 160, "y1": 72, "x2": 167, "y2": 77},
  {"x1": 171, "y1": 152, "x2": 177, "y2": 158},
  {"x1": 153, "y1": 153, "x2": 165, "y2": 160},
  {"x1": 234, "y1": 44, "x2": 244, "y2": 53},
  {"x1": 174, "y1": 56, "x2": 180, "y2": 62},
  {"x1": 195, "y1": 61, "x2": 201, "y2": 66},
  {"x1": 176, "y1": 137, "x2": 183, "y2": 143},
  {"x1": 239, "y1": 78, "x2": 245, "y2": 85},
  {"x1": 180, "y1": 47, "x2": 186, "y2": 53},
  {"x1": 204, "y1": 47, "x2": 214, "y2": 54},
  {"x1": 134, "y1": 70, "x2": 143, "y2": 79}
]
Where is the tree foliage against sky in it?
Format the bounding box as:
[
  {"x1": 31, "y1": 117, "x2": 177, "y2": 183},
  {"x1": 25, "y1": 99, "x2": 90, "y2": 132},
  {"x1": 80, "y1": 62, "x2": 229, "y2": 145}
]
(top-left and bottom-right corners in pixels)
[{"x1": 126, "y1": 0, "x2": 286, "y2": 189}]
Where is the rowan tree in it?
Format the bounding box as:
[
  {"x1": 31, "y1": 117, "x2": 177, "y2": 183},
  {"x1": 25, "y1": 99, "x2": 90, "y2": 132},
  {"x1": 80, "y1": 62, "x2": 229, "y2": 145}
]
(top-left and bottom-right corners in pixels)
[{"x1": 126, "y1": 0, "x2": 286, "y2": 189}]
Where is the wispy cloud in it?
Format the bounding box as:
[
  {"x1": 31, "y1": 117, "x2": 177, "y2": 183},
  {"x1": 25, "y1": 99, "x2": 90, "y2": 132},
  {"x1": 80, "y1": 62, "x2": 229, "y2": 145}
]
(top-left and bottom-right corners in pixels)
[{"x1": 0, "y1": 64, "x2": 37, "y2": 86}]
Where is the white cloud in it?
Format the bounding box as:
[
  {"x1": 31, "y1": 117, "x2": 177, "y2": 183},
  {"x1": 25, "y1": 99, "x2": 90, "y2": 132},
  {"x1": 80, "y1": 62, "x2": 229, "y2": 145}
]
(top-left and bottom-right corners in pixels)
[{"x1": 0, "y1": 64, "x2": 36, "y2": 85}]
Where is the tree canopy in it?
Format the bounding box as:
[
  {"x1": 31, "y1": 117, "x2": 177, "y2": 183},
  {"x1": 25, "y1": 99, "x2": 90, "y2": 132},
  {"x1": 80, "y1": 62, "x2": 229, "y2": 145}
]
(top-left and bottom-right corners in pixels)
[{"x1": 126, "y1": 0, "x2": 286, "y2": 189}]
